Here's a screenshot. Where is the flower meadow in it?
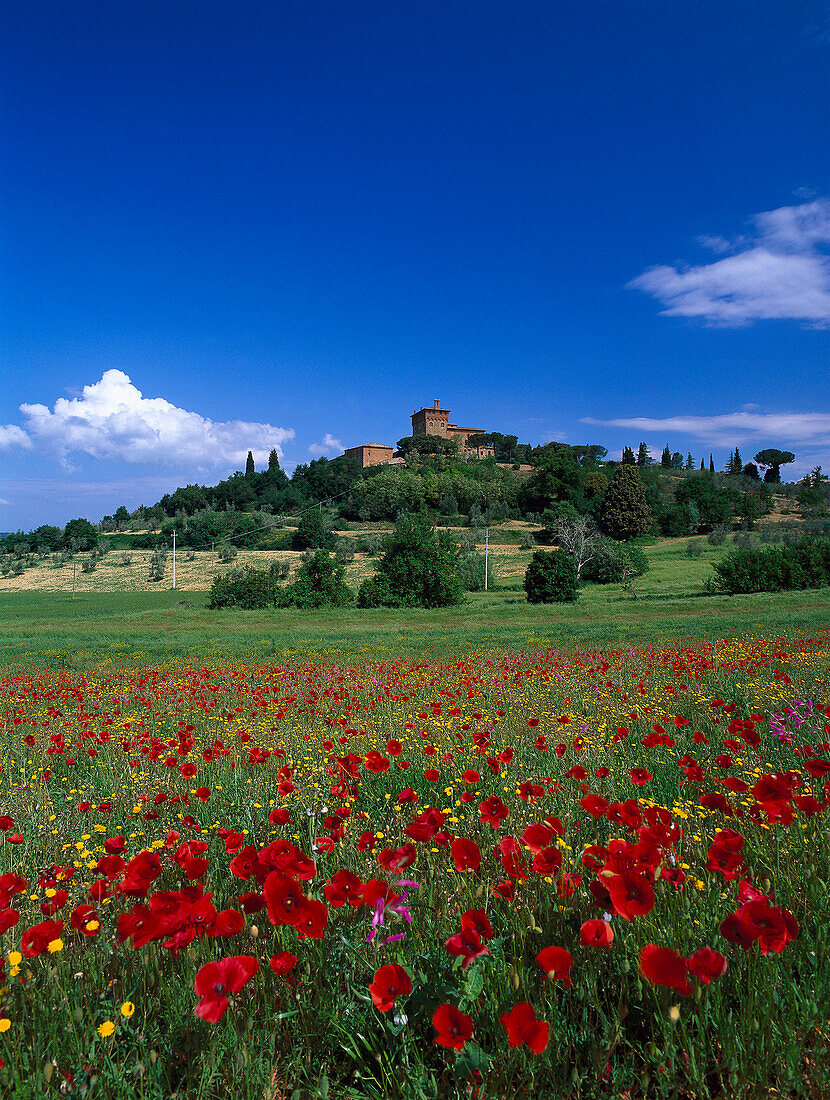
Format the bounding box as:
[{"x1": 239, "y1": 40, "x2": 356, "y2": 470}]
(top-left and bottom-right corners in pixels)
[{"x1": 1, "y1": 634, "x2": 829, "y2": 1099}]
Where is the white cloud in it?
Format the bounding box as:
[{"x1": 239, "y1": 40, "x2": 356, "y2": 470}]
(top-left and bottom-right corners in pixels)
[
  {"x1": 0, "y1": 498, "x2": 11, "y2": 506},
  {"x1": 0, "y1": 425, "x2": 33, "y2": 451},
  {"x1": 582, "y1": 410, "x2": 830, "y2": 447},
  {"x1": 308, "y1": 433, "x2": 343, "y2": 457},
  {"x1": 629, "y1": 198, "x2": 830, "y2": 326},
  {"x1": 4, "y1": 370, "x2": 293, "y2": 471}
]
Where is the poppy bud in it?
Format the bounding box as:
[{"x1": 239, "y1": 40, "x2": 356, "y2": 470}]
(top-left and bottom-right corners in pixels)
[{"x1": 250, "y1": 925, "x2": 259, "y2": 939}]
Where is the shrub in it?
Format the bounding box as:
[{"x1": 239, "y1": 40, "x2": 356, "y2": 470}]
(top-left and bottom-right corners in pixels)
[
  {"x1": 686, "y1": 539, "x2": 704, "y2": 558},
  {"x1": 219, "y1": 544, "x2": 238, "y2": 563},
  {"x1": 600, "y1": 466, "x2": 653, "y2": 540},
  {"x1": 279, "y1": 550, "x2": 353, "y2": 609},
  {"x1": 357, "y1": 516, "x2": 464, "y2": 608},
  {"x1": 707, "y1": 524, "x2": 730, "y2": 546},
  {"x1": 208, "y1": 565, "x2": 279, "y2": 609},
  {"x1": 712, "y1": 537, "x2": 830, "y2": 594},
  {"x1": 581, "y1": 540, "x2": 649, "y2": 584},
  {"x1": 292, "y1": 510, "x2": 336, "y2": 551},
  {"x1": 455, "y1": 552, "x2": 496, "y2": 592},
  {"x1": 524, "y1": 549, "x2": 578, "y2": 603}
]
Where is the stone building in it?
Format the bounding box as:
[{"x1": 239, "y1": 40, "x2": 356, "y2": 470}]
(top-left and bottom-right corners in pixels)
[
  {"x1": 411, "y1": 400, "x2": 495, "y2": 459},
  {"x1": 343, "y1": 443, "x2": 394, "y2": 467},
  {"x1": 343, "y1": 399, "x2": 494, "y2": 467}
]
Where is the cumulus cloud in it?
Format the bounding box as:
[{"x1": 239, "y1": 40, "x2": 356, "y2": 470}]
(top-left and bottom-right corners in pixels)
[
  {"x1": 1, "y1": 370, "x2": 293, "y2": 471},
  {"x1": 629, "y1": 198, "x2": 830, "y2": 326},
  {"x1": 308, "y1": 433, "x2": 344, "y2": 457},
  {"x1": 0, "y1": 425, "x2": 33, "y2": 451},
  {"x1": 582, "y1": 410, "x2": 830, "y2": 447}
]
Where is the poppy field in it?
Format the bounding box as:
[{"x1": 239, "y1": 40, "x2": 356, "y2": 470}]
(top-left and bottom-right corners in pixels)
[{"x1": 1, "y1": 632, "x2": 829, "y2": 1099}]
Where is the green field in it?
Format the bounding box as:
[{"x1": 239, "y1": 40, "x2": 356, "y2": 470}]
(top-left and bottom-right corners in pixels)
[{"x1": 1, "y1": 538, "x2": 827, "y2": 670}]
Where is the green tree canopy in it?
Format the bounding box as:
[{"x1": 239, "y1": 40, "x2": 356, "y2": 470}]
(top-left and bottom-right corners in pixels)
[
  {"x1": 600, "y1": 466, "x2": 653, "y2": 540},
  {"x1": 753, "y1": 449, "x2": 795, "y2": 483},
  {"x1": 357, "y1": 515, "x2": 464, "y2": 608}
]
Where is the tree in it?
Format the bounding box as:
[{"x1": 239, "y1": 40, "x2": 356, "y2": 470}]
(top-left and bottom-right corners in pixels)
[
  {"x1": 700, "y1": 459, "x2": 705, "y2": 471},
  {"x1": 268, "y1": 448, "x2": 281, "y2": 470},
  {"x1": 293, "y1": 509, "x2": 336, "y2": 550},
  {"x1": 686, "y1": 453, "x2": 695, "y2": 470},
  {"x1": 754, "y1": 449, "x2": 795, "y2": 484},
  {"x1": 742, "y1": 462, "x2": 760, "y2": 481},
  {"x1": 671, "y1": 452, "x2": 684, "y2": 469},
  {"x1": 709, "y1": 455, "x2": 715, "y2": 473},
  {"x1": 357, "y1": 515, "x2": 464, "y2": 608},
  {"x1": 524, "y1": 550, "x2": 578, "y2": 603},
  {"x1": 660, "y1": 445, "x2": 672, "y2": 469},
  {"x1": 279, "y1": 550, "x2": 353, "y2": 608},
  {"x1": 63, "y1": 518, "x2": 98, "y2": 552},
  {"x1": 113, "y1": 505, "x2": 131, "y2": 530},
  {"x1": 636, "y1": 442, "x2": 652, "y2": 467},
  {"x1": 550, "y1": 515, "x2": 603, "y2": 578},
  {"x1": 622, "y1": 446, "x2": 635, "y2": 465},
  {"x1": 245, "y1": 451, "x2": 255, "y2": 479},
  {"x1": 600, "y1": 466, "x2": 653, "y2": 540}
]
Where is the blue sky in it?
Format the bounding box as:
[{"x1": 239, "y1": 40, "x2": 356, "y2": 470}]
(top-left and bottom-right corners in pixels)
[{"x1": 2, "y1": 1, "x2": 829, "y2": 528}]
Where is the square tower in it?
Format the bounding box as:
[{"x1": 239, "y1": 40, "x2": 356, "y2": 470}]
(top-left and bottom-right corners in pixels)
[{"x1": 411, "y1": 399, "x2": 450, "y2": 438}]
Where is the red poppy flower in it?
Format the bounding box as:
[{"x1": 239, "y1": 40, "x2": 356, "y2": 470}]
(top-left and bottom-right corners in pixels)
[
  {"x1": 638, "y1": 944, "x2": 692, "y2": 996},
  {"x1": 432, "y1": 1003, "x2": 473, "y2": 1051},
  {"x1": 294, "y1": 897, "x2": 328, "y2": 939},
  {"x1": 461, "y1": 908, "x2": 493, "y2": 941},
  {"x1": 324, "y1": 869, "x2": 364, "y2": 908},
  {"x1": 605, "y1": 871, "x2": 655, "y2": 921},
  {"x1": 685, "y1": 947, "x2": 727, "y2": 984},
  {"x1": 263, "y1": 872, "x2": 306, "y2": 927},
  {"x1": 450, "y1": 837, "x2": 481, "y2": 873},
  {"x1": 532, "y1": 846, "x2": 563, "y2": 876},
  {"x1": 536, "y1": 946, "x2": 573, "y2": 986},
  {"x1": 445, "y1": 929, "x2": 491, "y2": 968},
  {"x1": 369, "y1": 964, "x2": 412, "y2": 1012},
  {"x1": 21, "y1": 919, "x2": 64, "y2": 958},
  {"x1": 213, "y1": 909, "x2": 245, "y2": 937},
  {"x1": 500, "y1": 1002, "x2": 550, "y2": 1054},
  {"x1": 193, "y1": 955, "x2": 259, "y2": 1022},
  {"x1": 478, "y1": 796, "x2": 509, "y2": 829},
  {"x1": 580, "y1": 793, "x2": 609, "y2": 818},
  {"x1": 629, "y1": 768, "x2": 653, "y2": 786},
  {"x1": 269, "y1": 951, "x2": 297, "y2": 975},
  {"x1": 580, "y1": 919, "x2": 614, "y2": 948}
]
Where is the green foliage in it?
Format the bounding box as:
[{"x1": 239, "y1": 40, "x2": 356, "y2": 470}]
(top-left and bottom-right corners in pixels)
[
  {"x1": 279, "y1": 550, "x2": 353, "y2": 608},
  {"x1": 63, "y1": 517, "x2": 98, "y2": 551},
  {"x1": 208, "y1": 564, "x2": 280, "y2": 609},
  {"x1": 293, "y1": 509, "x2": 336, "y2": 550},
  {"x1": 245, "y1": 450, "x2": 255, "y2": 479},
  {"x1": 712, "y1": 536, "x2": 830, "y2": 594},
  {"x1": 754, "y1": 448, "x2": 795, "y2": 483},
  {"x1": 523, "y1": 549, "x2": 578, "y2": 603},
  {"x1": 600, "y1": 465, "x2": 653, "y2": 540},
  {"x1": 455, "y1": 551, "x2": 495, "y2": 592},
  {"x1": 581, "y1": 539, "x2": 649, "y2": 584},
  {"x1": 357, "y1": 515, "x2": 464, "y2": 608}
]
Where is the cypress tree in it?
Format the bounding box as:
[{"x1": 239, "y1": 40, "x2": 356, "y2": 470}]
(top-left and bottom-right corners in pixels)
[
  {"x1": 622, "y1": 446, "x2": 635, "y2": 465},
  {"x1": 245, "y1": 451, "x2": 255, "y2": 479},
  {"x1": 600, "y1": 465, "x2": 653, "y2": 541},
  {"x1": 709, "y1": 455, "x2": 715, "y2": 473},
  {"x1": 660, "y1": 445, "x2": 672, "y2": 468}
]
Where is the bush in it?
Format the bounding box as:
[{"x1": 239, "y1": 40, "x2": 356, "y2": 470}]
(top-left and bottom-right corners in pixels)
[
  {"x1": 707, "y1": 524, "x2": 730, "y2": 546},
  {"x1": 581, "y1": 539, "x2": 649, "y2": 584},
  {"x1": 455, "y1": 552, "x2": 496, "y2": 592},
  {"x1": 357, "y1": 516, "x2": 464, "y2": 608},
  {"x1": 292, "y1": 510, "x2": 336, "y2": 551},
  {"x1": 686, "y1": 539, "x2": 704, "y2": 558},
  {"x1": 278, "y1": 550, "x2": 353, "y2": 609},
  {"x1": 712, "y1": 537, "x2": 830, "y2": 594},
  {"x1": 208, "y1": 565, "x2": 279, "y2": 609},
  {"x1": 524, "y1": 549, "x2": 578, "y2": 603}
]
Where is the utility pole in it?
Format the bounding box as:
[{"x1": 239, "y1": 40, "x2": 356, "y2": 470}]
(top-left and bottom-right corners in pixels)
[
  {"x1": 172, "y1": 529, "x2": 176, "y2": 590},
  {"x1": 484, "y1": 528, "x2": 489, "y2": 591},
  {"x1": 72, "y1": 559, "x2": 76, "y2": 599}
]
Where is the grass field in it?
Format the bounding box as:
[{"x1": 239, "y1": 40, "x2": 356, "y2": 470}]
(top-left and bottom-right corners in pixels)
[
  {"x1": 0, "y1": 537, "x2": 828, "y2": 671},
  {"x1": 1, "y1": 537, "x2": 829, "y2": 1098}
]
